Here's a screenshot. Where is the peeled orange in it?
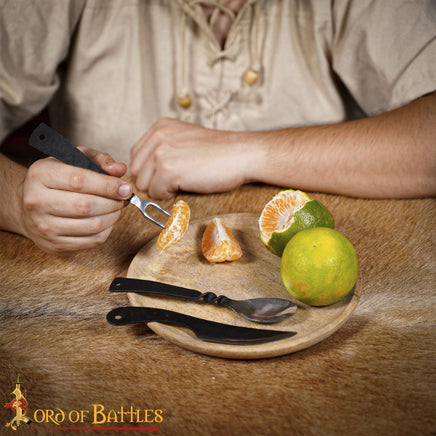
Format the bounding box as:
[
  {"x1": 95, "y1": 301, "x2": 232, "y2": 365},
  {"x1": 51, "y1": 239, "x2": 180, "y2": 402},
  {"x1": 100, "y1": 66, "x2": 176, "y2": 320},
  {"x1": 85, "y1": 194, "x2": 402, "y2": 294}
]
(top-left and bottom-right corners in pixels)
[
  {"x1": 202, "y1": 218, "x2": 242, "y2": 263},
  {"x1": 157, "y1": 200, "x2": 190, "y2": 250},
  {"x1": 259, "y1": 189, "x2": 334, "y2": 256}
]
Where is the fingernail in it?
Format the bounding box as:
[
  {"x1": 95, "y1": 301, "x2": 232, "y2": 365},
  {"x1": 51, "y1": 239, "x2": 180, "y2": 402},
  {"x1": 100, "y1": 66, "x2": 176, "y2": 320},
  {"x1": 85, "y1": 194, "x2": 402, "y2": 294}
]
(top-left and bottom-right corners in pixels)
[{"x1": 118, "y1": 183, "x2": 132, "y2": 198}]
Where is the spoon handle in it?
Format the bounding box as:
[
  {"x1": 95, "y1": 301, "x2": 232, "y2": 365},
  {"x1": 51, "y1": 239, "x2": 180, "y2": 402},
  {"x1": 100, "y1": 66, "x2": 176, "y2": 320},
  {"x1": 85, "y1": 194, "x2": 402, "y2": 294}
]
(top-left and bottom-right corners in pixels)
[
  {"x1": 110, "y1": 277, "x2": 236, "y2": 311},
  {"x1": 110, "y1": 277, "x2": 202, "y2": 300},
  {"x1": 111, "y1": 278, "x2": 236, "y2": 307},
  {"x1": 199, "y1": 292, "x2": 231, "y2": 306}
]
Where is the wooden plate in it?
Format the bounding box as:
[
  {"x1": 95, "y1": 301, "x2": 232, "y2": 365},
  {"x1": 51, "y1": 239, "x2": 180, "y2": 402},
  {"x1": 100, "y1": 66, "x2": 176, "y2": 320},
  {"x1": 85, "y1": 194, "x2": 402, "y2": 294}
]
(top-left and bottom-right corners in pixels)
[{"x1": 127, "y1": 213, "x2": 361, "y2": 359}]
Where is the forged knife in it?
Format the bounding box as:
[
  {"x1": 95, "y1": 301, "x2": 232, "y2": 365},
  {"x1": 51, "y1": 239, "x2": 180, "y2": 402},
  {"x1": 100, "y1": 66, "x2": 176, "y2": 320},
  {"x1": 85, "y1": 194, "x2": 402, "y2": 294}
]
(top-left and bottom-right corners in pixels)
[{"x1": 106, "y1": 307, "x2": 297, "y2": 345}]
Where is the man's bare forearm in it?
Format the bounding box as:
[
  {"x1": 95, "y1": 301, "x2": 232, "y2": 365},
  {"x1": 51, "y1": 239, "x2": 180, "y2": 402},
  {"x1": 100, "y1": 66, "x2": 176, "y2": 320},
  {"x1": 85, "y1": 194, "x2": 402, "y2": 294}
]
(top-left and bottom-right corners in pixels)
[
  {"x1": 251, "y1": 93, "x2": 436, "y2": 198},
  {"x1": 0, "y1": 153, "x2": 27, "y2": 235}
]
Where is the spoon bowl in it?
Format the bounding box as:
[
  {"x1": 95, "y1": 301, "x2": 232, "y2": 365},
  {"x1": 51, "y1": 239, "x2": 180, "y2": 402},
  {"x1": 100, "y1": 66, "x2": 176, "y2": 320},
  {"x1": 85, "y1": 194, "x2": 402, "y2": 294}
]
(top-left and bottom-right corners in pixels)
[{"x1": 203, "y1": 293, "x2": 296, "y2": 324}]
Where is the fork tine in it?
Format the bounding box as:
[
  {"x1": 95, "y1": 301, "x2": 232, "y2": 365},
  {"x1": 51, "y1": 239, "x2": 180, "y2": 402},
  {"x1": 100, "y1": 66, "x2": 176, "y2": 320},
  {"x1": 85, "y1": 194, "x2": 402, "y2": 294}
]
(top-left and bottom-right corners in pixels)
[
  {"x1": 129, "y1": 194, "x2": 171, "y2": 228},
  {"x1": 144, "y1": 203, "x2": 171, "y2": 229},
  {"x1": 147, "y1": 202, "x2": 172, "y2": 217},
  {"x1": 144, "y1": 213, "x2": 167, "y2": 229}
]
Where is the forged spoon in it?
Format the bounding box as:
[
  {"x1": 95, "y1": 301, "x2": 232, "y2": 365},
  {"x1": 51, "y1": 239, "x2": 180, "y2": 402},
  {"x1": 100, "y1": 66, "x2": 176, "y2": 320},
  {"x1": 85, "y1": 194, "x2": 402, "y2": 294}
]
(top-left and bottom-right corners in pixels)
[{"x1": 110, "y1": 277, "x2": 297, "y2": 324}]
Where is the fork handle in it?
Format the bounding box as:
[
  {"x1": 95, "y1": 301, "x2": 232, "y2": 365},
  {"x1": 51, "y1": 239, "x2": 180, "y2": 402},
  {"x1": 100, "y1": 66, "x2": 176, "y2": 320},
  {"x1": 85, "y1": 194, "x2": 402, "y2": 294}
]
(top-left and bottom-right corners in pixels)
[
  {"x1": 29, "y1": 123, "x2": 109, "y2": 176},
  {"x1": 29, "y1": 123, "x2": 170, "y2": 228}
]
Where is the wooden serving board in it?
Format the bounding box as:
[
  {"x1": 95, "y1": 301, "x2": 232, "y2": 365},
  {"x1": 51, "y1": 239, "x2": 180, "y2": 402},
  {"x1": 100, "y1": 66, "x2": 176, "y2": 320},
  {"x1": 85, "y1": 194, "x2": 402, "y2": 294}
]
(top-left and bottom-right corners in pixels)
[{"x1": 127, "y1": 213, "x2": 360, "y2": 359}]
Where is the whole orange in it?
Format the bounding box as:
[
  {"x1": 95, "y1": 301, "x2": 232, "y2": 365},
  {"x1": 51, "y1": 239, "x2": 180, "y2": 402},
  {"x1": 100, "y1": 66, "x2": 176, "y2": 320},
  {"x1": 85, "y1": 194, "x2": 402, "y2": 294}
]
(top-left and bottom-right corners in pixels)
[{"x1": 281, "y1": 227, "x2": 358, "y2": 306}]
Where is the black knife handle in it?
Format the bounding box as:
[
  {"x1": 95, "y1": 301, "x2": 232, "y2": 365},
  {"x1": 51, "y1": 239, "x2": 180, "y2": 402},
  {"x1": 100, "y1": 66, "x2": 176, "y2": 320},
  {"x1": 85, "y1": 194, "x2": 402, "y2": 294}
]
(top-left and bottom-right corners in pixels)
[
  {"x1": 29, "y1": 123, "x2": 108, "y2": 175},
  {"x1": 107, "y1": 306, "x2": 182, "y2": 326},
  {"x1": 109, "y1": 277, "x2": 203, "y2": 300}
]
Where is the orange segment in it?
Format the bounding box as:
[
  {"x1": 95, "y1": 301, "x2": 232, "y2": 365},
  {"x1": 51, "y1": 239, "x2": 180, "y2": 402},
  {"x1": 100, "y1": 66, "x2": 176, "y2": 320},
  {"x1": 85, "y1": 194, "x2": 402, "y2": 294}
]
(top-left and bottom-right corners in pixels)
[
  {"x1": 157, "y1": 200, "x2": 190, "y2": 250},
  {"x1": 202, "y1": 218, "x2": 242, "y2": 263}
]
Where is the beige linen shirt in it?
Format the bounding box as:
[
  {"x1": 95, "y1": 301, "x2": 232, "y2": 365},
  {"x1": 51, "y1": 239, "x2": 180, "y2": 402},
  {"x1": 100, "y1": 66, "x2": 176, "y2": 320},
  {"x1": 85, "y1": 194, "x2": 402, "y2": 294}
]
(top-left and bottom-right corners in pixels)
[{"x1": 1, "y1": 0, "x2": 435, "y2": 163}]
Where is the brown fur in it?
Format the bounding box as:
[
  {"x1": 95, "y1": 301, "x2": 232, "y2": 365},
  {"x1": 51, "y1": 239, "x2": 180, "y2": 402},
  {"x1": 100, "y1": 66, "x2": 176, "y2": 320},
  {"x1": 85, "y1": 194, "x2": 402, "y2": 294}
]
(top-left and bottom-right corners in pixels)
[{"x1": 1, "y1": 185, "x2": 435, "y2": 436}]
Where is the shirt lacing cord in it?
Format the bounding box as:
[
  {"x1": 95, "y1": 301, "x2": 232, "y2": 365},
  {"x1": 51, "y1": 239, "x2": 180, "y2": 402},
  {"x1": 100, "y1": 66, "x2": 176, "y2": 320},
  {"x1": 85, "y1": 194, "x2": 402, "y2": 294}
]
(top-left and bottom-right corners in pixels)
[{"x1": 177, "y1": 0, "x2": 262, "y2": 114}]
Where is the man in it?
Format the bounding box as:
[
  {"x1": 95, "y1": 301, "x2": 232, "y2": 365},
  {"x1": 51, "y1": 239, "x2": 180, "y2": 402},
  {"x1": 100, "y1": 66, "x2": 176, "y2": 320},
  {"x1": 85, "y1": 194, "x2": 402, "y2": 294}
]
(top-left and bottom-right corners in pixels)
[{"x1": 1, "y1": 0, "x2": 435, "y2": 255}]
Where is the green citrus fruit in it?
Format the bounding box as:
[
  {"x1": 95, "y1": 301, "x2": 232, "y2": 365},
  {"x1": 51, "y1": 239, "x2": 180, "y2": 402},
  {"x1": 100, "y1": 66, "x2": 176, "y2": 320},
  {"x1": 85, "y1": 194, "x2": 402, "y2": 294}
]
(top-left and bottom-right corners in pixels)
[
  {"x1": 259, "y1": 189, "x2": 334, "y2": 256},
  {"x1": 281, "y1": 227, "x2": 358, "y2": 306}
]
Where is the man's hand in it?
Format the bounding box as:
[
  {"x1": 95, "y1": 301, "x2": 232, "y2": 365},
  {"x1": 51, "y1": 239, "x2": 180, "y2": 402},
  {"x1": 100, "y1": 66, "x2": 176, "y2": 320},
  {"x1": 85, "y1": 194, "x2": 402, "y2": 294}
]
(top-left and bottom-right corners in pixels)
[
  {"x1": 129, "y1": 117, "x2": 261, "y2": 199},
  {"x1": 130, "y1": 93, "x2": 436, "y2": 200},
  {"x1": 17, "y1": 148, "x2": 132, "y2": 255}
]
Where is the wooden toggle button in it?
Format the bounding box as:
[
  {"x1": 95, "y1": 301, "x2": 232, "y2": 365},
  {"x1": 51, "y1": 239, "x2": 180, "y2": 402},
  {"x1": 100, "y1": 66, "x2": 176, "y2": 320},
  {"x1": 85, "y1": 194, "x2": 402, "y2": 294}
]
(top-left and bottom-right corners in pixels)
[
  {"x1": 243, "y1": 69, "x2": 260, "y2": 86},
  {"x1": 177, "y1": 94, "x2": 192, "y2": 109}
]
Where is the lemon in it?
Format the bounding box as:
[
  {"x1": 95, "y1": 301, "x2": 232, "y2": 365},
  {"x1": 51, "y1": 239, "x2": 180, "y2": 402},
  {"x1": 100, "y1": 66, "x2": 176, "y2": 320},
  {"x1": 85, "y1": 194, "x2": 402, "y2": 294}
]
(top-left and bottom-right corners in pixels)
[
  {"x1": 281, "y1": 227, "x2": 358, "y2": 306},
  {"x1": 259, "y1": 189, "x2": 334, "y2": 256}
]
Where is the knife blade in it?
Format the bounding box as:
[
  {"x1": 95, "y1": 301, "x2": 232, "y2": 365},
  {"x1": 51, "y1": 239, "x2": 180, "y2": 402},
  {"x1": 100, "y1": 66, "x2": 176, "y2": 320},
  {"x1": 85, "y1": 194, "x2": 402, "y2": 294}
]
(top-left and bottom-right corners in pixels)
[{"x1": 106, "y1": 306, "x2": 297, "y2": 345}]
